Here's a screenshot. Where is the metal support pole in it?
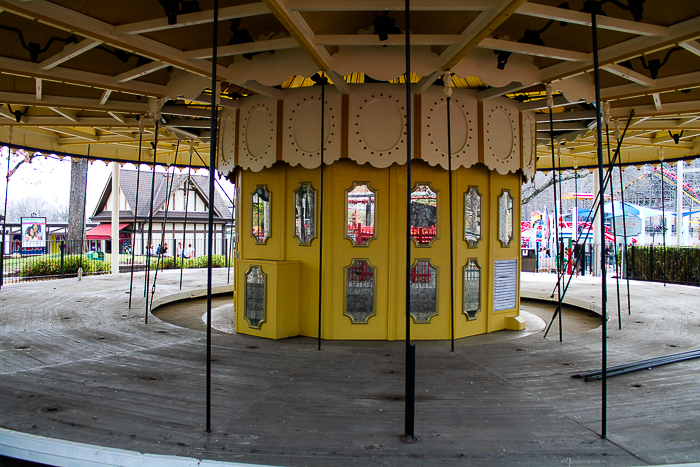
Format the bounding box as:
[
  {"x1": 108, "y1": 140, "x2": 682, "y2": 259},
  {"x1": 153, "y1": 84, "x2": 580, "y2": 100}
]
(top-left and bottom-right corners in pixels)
[
  {"x1": 660, "y1": 160, "x2": 666, "y2": 286},
  {"x1": 149, "y1": 155, "x2": 177, "y2": 312},
  {"x1": 615, "y1": 137, "x2": 632, "y2": 314},
  {"x1": 549, "y1": 107, "x2": 563, "y2": 342},
  {"x1": 317, "y1": 80, "x2": 325, "y2": 351},
  {"x1": 206, "y1": 0, "x2": 219, "y2": 434},
  {"x1": 128, "y1": 120, "x2": 144, "y2": 308},
  {"x1": 180, "y1": 144, "x2": 193, "y2": 289},
  {"x1": 1, "y1": 130, "x2": 12, "y2": 290},
  {"x1": 144, "y1": 122, "x2": 159, "y2": 323},
  {"x1": 591, "y1": 8, "x2": 608, "y2": 440},
  {"x1": 60, "y1": 241, "x2": 65, "y2": 277},
  {"x1": 79, "y1": 146, "x2": 89, "y2": 275},
  {"x1": 605, "y1": 125, "x2": 622, "y2": 329},
  {"x1": 403, "y1": 0, "x2": 416, "y2": 444},
  {"x1": 447, "y1": 82, "x2": 455, "y2": 353},
  {"x1": 226, "y1": 182, "x2": 235, "y2": 284}
]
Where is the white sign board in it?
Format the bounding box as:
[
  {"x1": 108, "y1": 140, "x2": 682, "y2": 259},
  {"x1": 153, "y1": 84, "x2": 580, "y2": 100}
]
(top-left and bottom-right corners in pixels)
[{"x1": 614, "y1": 216, "x2": 642, "y2": 237}]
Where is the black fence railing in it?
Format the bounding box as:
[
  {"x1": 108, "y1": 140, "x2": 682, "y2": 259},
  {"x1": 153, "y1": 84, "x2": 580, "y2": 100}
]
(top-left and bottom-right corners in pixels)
[
  {"x1": 626, "y1": 245, "x2": 700, "y2": 286},
  {"x1": 0, "y1": 237, "x2": 235, "y2": 285}
]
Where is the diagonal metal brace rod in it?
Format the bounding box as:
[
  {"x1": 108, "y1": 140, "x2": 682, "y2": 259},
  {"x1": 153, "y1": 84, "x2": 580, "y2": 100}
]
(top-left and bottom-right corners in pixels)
[{"x1": 543, "y1": 110, "x2": 634, "y2": 339}]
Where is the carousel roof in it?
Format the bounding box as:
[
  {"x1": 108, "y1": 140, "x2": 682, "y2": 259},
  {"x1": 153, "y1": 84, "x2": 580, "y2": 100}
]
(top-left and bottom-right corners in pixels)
[{"x1": 0, "y1": 0, "x2": 699, "y2": 169}]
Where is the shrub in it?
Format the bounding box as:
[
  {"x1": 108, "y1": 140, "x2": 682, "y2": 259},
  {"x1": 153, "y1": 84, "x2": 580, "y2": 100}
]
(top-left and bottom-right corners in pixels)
[
  {"x1": 149, "y1": 254, "x2": 228, "y2": 270},
  {"x1": 21, "y1": 254, "x2": 110, "y2": 278}
]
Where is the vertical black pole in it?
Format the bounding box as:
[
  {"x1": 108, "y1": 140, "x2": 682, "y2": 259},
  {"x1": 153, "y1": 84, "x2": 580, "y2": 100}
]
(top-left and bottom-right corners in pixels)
[
  {"x1": 660, "y1": 161, "x2": 666, "y2": 286},
  {"x1": 206, "y1": 0, "x2": 219, "y2": 434},
  {"x1": 605, "y1": 126, "x2": 622, "y2": 330},
  {"x1": 317, "y1": 80, "x2": 325, "y2": 351},
  {"x1": 226, "y1": 181, "x2": 235, "y2": 284},
  {"x1": 403, "y1": 0, "x2": 416, "y2": 443},
  {"x1": 180, "y1": 146, "x2": 193, "y2": 289},
  {"x1": 549, "y1": 108, "x2": 563, "y2": 342},
  {"x1": 556, "y1": 146, "x2": 564, "y2": 337},
  {"x1": 60, "y1": 241, "x2": 65, "y2": 277},
  {"x1": 144, "y1": 122, "x2": 159, "y2": 323},
  {"x1": 446, "y1": 87, "x2": 455, "y2": 353},
  {"x1": 1, "y1": 132, "x2": 12, "y2": 290},
  {"x1": 591, "y1": 8, "x2": 608, "y2": 439},
  {"x1": 616, "y1": 136, "x2": 632, "y2": 314},
  {"x1": 574, "y1": 163, "x2": 579, "y2": 274},
  {"x1": 128, "y1": 120, "x2": 144, "y2": 308},
  {"x1": 79, "y1": 147, "x2": 89, "y2": 274}
]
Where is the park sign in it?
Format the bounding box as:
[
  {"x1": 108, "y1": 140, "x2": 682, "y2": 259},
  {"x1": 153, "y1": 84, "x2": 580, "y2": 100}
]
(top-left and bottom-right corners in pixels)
[
  {"x1": 614, "y1": 215, "x2": 642, "y2": 237},
  {"x1": 21, "y1": 217, "x2": 46, "y2": 254}
]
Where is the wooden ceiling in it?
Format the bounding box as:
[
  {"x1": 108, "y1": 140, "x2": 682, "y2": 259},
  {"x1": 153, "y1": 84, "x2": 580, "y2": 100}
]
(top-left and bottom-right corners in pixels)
[{"x1": 0, "y1": 0, "x2": 698, "y2": 168}]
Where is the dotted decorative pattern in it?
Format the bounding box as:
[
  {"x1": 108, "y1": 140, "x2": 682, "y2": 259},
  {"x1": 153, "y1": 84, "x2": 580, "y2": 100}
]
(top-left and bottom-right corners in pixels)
[
  {"x1": 218, "y1": 111, "x2": 236, "y2": 171},
  {"x1": 348, "y1": 84, "x2": 408, "y2": 168},
  {"x1": 421, "y1": 87, "x2": 478, "y2": 170},
  {"x1": 521, "y1": 111, "x2": 536, "y2": 180},
  {"x1": 238, "y1": 95, "x2": 277, "y2": 171},
  {"x1": 482, "y1": 98, "x2": 521, "y2": 175},
  {"x1": 282, "y1": 87, "x2": 342, "y2": 168}
]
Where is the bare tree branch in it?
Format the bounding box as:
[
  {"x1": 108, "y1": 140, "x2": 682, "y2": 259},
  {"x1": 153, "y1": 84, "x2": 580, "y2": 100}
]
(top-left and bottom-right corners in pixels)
[{"x1": 522, "y1": 171, "x2": 589, "y2": 205}]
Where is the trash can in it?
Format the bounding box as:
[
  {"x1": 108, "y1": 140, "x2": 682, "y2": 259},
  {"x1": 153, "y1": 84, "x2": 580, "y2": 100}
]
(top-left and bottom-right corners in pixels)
[{"x1": 521, "y1": 248, "x2": 536, "y2": 272}]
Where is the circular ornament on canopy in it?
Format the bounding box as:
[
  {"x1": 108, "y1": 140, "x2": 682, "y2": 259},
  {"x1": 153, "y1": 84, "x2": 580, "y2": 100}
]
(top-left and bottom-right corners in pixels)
[
  {"x1": 348, "y1": 84, "x2": 407, "y2": 168},
  {"x1": 238, "y1": 95, "x2": 277, "y2": 172},
  {"x1": 282, "y1": 87, "x2": 342, "y2": 168},
  {"x1": 421, "y1": 87, "x2": 477, "y2": 169},
  {"x1": 483, "y1": 98, "x2": 520, "y2": 175}
]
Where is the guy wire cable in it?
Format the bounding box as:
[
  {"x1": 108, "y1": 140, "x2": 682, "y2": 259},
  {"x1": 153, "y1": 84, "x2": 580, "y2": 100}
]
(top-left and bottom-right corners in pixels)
[
  {"x1": 547, "y1": 84, "x2": 563, "y2": 342},
  {"x1": 604, "y1": 103, "x2": 622, "y2": 330},
  {"x1": 128, "y1": 117, "x2": 145, "y2": 308},
  {"x1": 614, "y1": 119, "x2": 632, "y2": 315}
]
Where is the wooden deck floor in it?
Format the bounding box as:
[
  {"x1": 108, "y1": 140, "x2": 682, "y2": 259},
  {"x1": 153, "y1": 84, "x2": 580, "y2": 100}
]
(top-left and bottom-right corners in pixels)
[{"x1": 0, "y1": 270, "x2": 699, "y2": 466}]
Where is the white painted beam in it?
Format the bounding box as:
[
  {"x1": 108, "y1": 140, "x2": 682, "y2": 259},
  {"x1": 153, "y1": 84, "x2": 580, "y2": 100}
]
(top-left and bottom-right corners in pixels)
[
  {"x1": 114, "y1": 62, "x2": 169, "y2": 83},
  {"x1": 679, "y1": 40, "x2": 700, "y2": 57},
  {"x1": 42, "y1": 126, "x2": 98, "y2": 141},
  {"x1": 325, "y1": 70, "x2": 349, "y2": 95},
  {"x1": 653, "y1": 93, "x2": 662, "y2": 111},
  {"x1": 603, "y1": 64, "x2": 655, "y2": 87},
  {"x1": 38, "y1": 39, "x2": 102, "y2": 70},
  {"x1": 108, "y1": 112, "x2": 126, "y2": 123},
  {"x1": 35, "y1": 78, "x2": 42, "y2": 100},
  {"x1": 413, "y1": 70, "x2": 442, "y2": 94},
  {"x1": 0, "y1": 107, "x2": 19, "y2": 122},
  {"x1": 520, "y1": 95, "x2": 580, "y2": 111},
  {"x1": 241, "y1": 80, "x2": 285, "y2": 100},
  {"x1": 48, "y1": 107, "x2": 78, "y2": 122},
  {"x1": 99, "y1": 90, "x2": 112, "y2": 106},
  {"x1": 315, "y1": 34, "x2": 462, "y2": 46},
  {"x1": 535, "y1": 110, "x2": 597, "y2": 122},
  {"x1": 0, "y1": 91, "x2": 148, "y2": 113},
  {"x1": 601, "y1": 70, "x2": 700, "y2": 101},
  {"x1": 477, "y1": 81, "x2": 528, "y2": 100}
]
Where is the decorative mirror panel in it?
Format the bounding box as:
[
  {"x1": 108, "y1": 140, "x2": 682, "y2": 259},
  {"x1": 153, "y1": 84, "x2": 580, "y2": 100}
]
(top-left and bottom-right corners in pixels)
[
  {"x1": 252, "y1": 185, "x2": 271, "y2": 244},
  {"x1": 464, "y1": 186, "x2": 482, "y2": 247},
  {"x1": 409, "y1": 259, "x2": 438, "y2": 324},
  {"x1": 410, "y1": 184, "x2": 438, "y2": 247},
  {"x1": 245, "y1": 265, "x2": 266, "y2": 329},
  {"x1": 344, "y1": 259, "x2": 376, "y2": 323},
  {"x1": 463, "y1": 259, "x2": 481, "y2": 320},
  {"x1": 345, "y1": 183, "x2": 376, "y2": 246},
  {"x1": 293, "y1": 182, "x2": 316, "y2": 246},
  {"x1": 498, "y1": 189, "x2": 514, "y2": 247}
]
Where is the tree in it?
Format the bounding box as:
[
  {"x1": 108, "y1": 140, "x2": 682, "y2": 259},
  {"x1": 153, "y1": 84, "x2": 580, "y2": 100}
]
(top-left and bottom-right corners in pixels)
[
  {"x1": 66, "y1": 158, "x2": 88, "y2": 254},
  {"x1": 6, "y1": 196, "x2": 67, "y2": 222}
]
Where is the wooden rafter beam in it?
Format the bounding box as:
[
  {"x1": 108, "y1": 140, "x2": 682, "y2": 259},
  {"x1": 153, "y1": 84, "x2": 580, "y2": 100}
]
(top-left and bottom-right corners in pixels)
[
  {"x1": 516, "y1": 3, "x2": 669, "y2": 37},
  {"x1": 601, "y1": 70, "x2": 700, "y2": 101},
  {"x1": 0, "y1": 0, "x2": 228, "y2": 81},
  {"x1": 679, "y1": 40, "x2": 700, "y2": 57},
  {"x1": 477, "y1": 81, "x2": 528, "y2": 100},
  {"x1": 49, "y1": 107, "x2": 78, "y2": 122},
  {"x1": 0, "y1": 56, "x2": 167, "y2": 97},
  {"x1": 113, "y1": 3, "x2": 269, "y2": 35},
  {"x1": 287, "y1": 0, "x2": 494, "y2": 11},
  {"x1": 184, "y1": 37, "x2": 299, "y2": 60},
  {"x1": 35, "y1": 78, "x2": 42, "y2": 100},
  {"x1": 541, "y1": 16, "x2": 700, "y2": 83},
  {"x1": 0, "y1": 91, "x2": 149, "y2": 114},
  {"x1": 439, "y1": 0, "x2": 528, "y2": 71},
  {"x1": 38, "y1": 39, "x2": 102, "y2": 70},
  {"x1": 315, "y1": 34, "x2": 462, "y2": 46},
  {"x1": 114, "y1": 62, "x2": 169, "y2": 83},
  {"x1": 602, "y1": 64, "x2": 655, "y2": 87},
  {"x1": 478, "y1": 37, "x2": 590, "y2": 62}
]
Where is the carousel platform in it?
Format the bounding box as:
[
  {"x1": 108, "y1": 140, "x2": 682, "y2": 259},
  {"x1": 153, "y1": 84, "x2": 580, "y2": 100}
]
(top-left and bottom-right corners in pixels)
[{"x1": 0, "y1": 270, "x2": 699, "y2": 466}]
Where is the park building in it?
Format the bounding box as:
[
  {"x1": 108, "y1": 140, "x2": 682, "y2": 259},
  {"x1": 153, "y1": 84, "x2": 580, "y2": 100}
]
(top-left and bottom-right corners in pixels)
[{"x1": 89, "y1": 170, "x2": 233, "y2": 257}]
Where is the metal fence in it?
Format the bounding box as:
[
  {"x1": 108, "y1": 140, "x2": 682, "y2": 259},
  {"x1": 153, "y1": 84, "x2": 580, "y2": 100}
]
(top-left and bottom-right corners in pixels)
[{"x1": 0, "y1": 237, "x2": 235, "y2": 285}]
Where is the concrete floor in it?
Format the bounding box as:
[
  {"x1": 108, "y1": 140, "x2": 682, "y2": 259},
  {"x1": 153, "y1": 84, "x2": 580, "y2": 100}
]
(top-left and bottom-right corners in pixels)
[{"x1": 0, "y1": 270, "x2": 699, "y2": 466}]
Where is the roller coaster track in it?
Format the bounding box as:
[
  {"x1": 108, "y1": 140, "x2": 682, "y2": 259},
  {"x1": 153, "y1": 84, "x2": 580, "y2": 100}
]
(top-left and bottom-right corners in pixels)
[{"x1": 615, "y1": 168, "x2": 700, "y2": 204}]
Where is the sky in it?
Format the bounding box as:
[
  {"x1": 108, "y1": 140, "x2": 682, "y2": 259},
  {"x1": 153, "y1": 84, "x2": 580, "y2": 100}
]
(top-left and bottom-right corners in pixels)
[{"x1": 0, "y1": 146, "x2": 235, "y2": 221}]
